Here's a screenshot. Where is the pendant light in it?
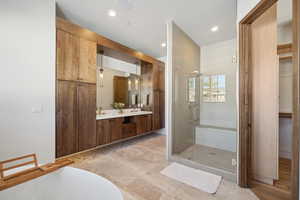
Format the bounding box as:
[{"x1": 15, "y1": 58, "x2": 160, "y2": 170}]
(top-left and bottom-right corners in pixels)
[
  {"x1": 99, "y1": 53, "x2": 104, "y2": 87},
  {"x1": 135, "y1": 62, "x2": 139, "y2": 90}
]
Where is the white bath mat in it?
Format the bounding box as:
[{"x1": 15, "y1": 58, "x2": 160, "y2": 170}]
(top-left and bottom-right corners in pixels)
[{"x1": 161, "y1": 163, "x2": 222, "y2": 194}]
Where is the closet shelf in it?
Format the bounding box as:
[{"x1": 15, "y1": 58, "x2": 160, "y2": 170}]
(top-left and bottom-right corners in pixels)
[
  {"x1": 279, "y1": 112, "x2": 292, "y2": 118},
  {"x1": 277, "y1": 43, "x2": 292, "y2": 55},
  {"x1": 279, "y1": 56, "x2": 293, "y2": 61}
]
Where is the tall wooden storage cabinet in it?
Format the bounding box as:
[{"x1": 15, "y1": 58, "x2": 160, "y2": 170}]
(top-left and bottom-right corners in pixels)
[{"x1": 56, "y1": 29, "x2": 97, "y2": 157}]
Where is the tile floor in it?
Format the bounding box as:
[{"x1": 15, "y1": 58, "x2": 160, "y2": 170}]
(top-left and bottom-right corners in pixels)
[
  {"x1": 178, "y1": 144, "x2": 237, "y2": 173},
  {"x1": 69, "y1": 133, "x2": 258, "y2": 200}
]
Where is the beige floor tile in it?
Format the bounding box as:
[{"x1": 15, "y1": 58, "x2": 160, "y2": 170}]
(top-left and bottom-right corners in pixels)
[
  {"x1": 179, "y1": 144, "x2": 237, "y2": 173},
  {"x1": 68, "y1": 133, "x2": 257, "y2": 200}
]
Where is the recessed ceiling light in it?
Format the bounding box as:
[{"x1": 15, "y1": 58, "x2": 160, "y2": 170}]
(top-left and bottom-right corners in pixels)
[
  {"x1": 108, "y1": 9, "x2": 117, "y2": 17},
  {"x1": 211, "y1": 26, "x2": 219, "y2": 32},
  {"x1": 161, "y1": 42, "x2": 166, "y2": 47}
]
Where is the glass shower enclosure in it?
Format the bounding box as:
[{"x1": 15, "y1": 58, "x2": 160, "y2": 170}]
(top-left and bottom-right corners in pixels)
[{"x1": 167, "y1": 21, "x2": 237, "y2": 182}]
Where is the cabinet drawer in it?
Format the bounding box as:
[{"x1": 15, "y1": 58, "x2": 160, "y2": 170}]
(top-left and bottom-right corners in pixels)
[{"x1": 122, "y1": 123, "x2": 137, "y2": 138}]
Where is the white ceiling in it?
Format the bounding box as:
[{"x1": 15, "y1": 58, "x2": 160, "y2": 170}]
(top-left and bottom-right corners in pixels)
[{"x1": 56, "y1": 0, "x2": 237, "y2": 58}]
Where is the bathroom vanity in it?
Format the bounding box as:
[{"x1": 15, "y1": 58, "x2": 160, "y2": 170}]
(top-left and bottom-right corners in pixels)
[
  {"x1": 55, "y1": 17, "x2": 165, "y2": 158},
  {"x1": 96, "y1": 110, "x2": 153, "y2": 146}
]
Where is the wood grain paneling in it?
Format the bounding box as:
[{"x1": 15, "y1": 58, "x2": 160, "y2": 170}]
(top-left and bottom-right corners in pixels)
[
  {"x1": 56, "y1": 30, "x2": 79, "y2": 81},
  {"x1": 159, "y1": 64, "x2": 165, "y2": 128},
  {"x1": 96, "y1": 119, "x2": 111, "y2": 145},
  {"x1": 77, "y1": 83, "x2": 97, "y2": 151},
  {"x1": 78, "y1": 38, "x2": 97, "y2": 84},
  {"x1": 152, "y1": 90, "x2": 161, "y2": 130},
  {"x1": 278, "y1": 43, "x2": 293, "y2": 54},
  {"x1": 122, "y1": 123, "x2": 137, "y2": 138},
  {"x1": 110, "y1": 118, "x2": 123, "y2": 141},
  {"x1": 56, "y1": 17, "x2": 164, "y2": 66},
  {"x1": 135, "y1": 115, "x2": 152, "y2": 135},
  {"x1": 250, "y1": 4, "x2": 279, "y2": 184},
  {"x1": 56, "y1": 81, "x2": 78, "y2": 157},
  {"x1": 291, "y1": 0, "x2": 300, "y2": 198},
  {"x1": 250, "y1": 180, "x2": 291, "y2": 200},
  {"x1": 274, "y1": 158, "x2": 292, "y2": 191}
]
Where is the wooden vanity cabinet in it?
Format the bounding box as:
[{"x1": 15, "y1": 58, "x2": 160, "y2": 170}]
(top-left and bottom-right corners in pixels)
[
  {"x1": 96, "y1": 119, "x2": 111, "y2": 145},
  {"x1": 78, "y1": 83, "x2": 97, "y2": 151},
  {"x1": 135, "y1": 115, "x2": 152, "y2": 135},
  {"x1": 56, "y1": 81, "x2": 78, "y2": 157},
  {"x1": 110, "y1": 118, "x2": 124, "y2": 142},
  {"x1": 122, "y1": 123, "x2": 137, "y2": 138},
  {"x1": 56, "y1": 30, "x2": 79, "y2": 81}
]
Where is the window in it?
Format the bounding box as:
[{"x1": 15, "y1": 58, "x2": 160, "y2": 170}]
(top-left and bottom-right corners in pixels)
[{"x1": 202, "y1": 74, "x2": 226, "y2": 102}]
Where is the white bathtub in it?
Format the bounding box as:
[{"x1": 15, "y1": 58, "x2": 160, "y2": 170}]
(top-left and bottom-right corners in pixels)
[{"x1": 0, "y1": 167, "x2": 123, "y2": 200}]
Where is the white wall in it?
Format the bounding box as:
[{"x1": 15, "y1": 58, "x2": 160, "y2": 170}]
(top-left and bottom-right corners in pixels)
[
  {"x1": 196, "y1": 126, "x2": 237, "y2": 152},
  {"x1": 196, "y1": 39, "x2": 237, "y2": 152},
  {"x1": 0, "y1": 0, "x2": 56, "y2": 164},
  {"x1": 278, "y1": 21, "x2": 293, "y2": 159},
  {"x1": 199, "y1": 39, "x2": 237, "y2": 129}
]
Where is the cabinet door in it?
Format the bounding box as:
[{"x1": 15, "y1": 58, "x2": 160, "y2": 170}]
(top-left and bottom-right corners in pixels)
[
  {"x1": 78, "y1": 83, "x2": 97, "y2": 151},
  {"x1": 122, "y1": 123, "x2": 137, "y2": 138},
  {"x1": 153, "y1": 90, "x2": 161, "y2": 130},
  {"x1": 146, "y1": 115, "x2": 152, "y2": 132},
  {"x1": 110, "y1": 118, "x2": 123, "y2": 142},
  {"x1": 56, "y1": 81, "x2": 78, "y2": 157},
  {"x1": 152, "y1": 64, "x2": 160, "y2": 90},
  {"x1": 78, "y1": 38, "x2": 97, "y2": 83},
  {"x1": 97, "y1": 119, "x2": 111, "y2": 145},
  {"x1": 135, "y1": 115, "x2": 147, "y2": 135},
  {"x1": 56, "y1": 30, "x2": 79, "y2": 81},
  {"x1": 159, "y1": 91, "x2": 165, "y2": 128}
]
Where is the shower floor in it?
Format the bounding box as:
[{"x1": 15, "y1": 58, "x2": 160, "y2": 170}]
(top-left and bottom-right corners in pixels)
[{"x1": 178, "y1": 144, "x2": 237, "y2": 174}]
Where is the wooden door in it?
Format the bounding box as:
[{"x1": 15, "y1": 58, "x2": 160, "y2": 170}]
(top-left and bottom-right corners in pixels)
[
  {"x1": 78, "y1": 38, "x2": 97, "y2": 84},
  {"x1": 114, "y1": 76, "x2": 128, "y2": 105},
  {"x1": 251, "y1": 4, "x2": 279, "y2": 185},
  {"x1": 152, "y1": 90, "x2": 161, "y2": 130},
  {"x1": 56, "y1": 81, "x2": 78, "y2": 157},
  {"x1": 96, "y1": 119, "x2": 111, "y2": 145},
  {"x1": 159, "y1": 65, "x2": 165, "y2": 128},
  {"x1": 110, "y1": 118, "x2": 123, "y2": 141},
  {"x1": 78, "y1": 83, "x2": 97, "y2": 151},
  {"x1": 56, "y1": 30, "x2": 79, "y2": 81}
]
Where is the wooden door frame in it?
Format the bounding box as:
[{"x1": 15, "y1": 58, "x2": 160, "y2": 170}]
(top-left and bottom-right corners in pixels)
[{"x1": 238, "y1": 0, "x2": 300, "y2": 200}]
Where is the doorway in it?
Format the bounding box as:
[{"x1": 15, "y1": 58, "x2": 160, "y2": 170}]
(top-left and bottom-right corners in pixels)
[{"x1": 238, "y1": 0, "x2": 299, "y2": 199}]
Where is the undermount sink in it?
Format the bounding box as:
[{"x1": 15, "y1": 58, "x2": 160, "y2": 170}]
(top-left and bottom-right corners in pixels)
[{"x1": 96, "y1": 109, "x2": 152, "y2": 120}]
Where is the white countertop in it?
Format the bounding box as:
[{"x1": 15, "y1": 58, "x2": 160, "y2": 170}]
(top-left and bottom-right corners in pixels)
[{"x1": 96, "y1": 111, "x2": 152, "y2": 120}]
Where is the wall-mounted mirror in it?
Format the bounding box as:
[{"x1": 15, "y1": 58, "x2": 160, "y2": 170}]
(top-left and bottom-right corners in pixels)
[{"x1": 97, "y1": 53, "x2": 141, "y2": 110}]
